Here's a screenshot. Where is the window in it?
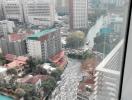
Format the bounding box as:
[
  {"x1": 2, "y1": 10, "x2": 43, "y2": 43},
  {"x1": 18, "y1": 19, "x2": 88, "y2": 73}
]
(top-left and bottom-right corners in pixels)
[{"x1": 0, "y1": 0, "x2": 130, "y2": 100}]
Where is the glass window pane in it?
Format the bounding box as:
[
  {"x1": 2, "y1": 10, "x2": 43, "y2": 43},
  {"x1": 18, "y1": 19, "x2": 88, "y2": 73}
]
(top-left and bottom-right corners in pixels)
[{"x1": 0, "y1": 0, "x2": 130, "y2": 100}]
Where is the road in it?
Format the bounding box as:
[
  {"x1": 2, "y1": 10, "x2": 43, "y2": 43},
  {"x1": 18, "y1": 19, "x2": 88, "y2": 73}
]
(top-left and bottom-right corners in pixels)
[
  {"x1": 84, "y1": 16, "x2": 104, "y2": 50},
  {"x1": 50, "y1": 59, "x2": 83, "y2": 100}
]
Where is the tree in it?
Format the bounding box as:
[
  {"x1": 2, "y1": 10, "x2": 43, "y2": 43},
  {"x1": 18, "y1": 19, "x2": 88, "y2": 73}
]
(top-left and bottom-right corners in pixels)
[
  {"x1": 15, "y1": 88, "x2": 25, "y2": 98},
  {"x1": 51, "y1": 69, "x2": 62, "y2": 81},
  {"x1": 34, "y1": 66, "x2": 48, "y2": 75},
  {"x1": 66, "y1": 31, "x2": 85, "y2": 49},
  {"x1": 41, "y1": 77, "x2": 56, "y2": 92},
  {"x1": 0, "y1": 53, "x2": 6, "y2": 65},
  {"x1": 7, "y1": 68, "x2": 17, "y2": 75},
  {"x1": 27, "y1": 57, "x2": 37, "y2": 72}
]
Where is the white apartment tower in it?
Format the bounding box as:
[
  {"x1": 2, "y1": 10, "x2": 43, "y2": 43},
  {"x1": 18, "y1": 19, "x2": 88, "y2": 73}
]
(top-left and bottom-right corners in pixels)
[
  {"x1": 2, "y1": 0, "x2": 24, "y2": 22},
  {"x1": 23, "y1": 0, "x2": 55, "y2": 26},
  {"x1": 94, "y1": 40, "x2": 124, "y2": 100},
  {"x1": 69, "y1": 0, "x2": 88, "y2": 30}
]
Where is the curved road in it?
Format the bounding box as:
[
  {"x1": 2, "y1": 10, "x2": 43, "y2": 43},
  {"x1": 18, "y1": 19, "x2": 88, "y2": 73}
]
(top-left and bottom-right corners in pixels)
[{"x1": 84, "y1": 16, "x2": 104, "y2": 50}]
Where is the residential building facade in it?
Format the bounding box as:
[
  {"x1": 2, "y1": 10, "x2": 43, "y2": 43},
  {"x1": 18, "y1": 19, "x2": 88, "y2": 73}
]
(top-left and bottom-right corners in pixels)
[
  {"x1": 0, "y1": 67, "x2": 7, "y2": 79},
  {"x1": 0, "y1": 36, "x2": 9, "y2": 55},
  {"x1": 27, "y1": 28, "x2": 62, "y2": 61},
  {"x1": 55, "y1": 0, "x2": 69, "y2": 14},
  {"x1": 0, "y1": 20, "x2": 15, "y2": 36},
  {"x1": 23, "y1": 0, "x2": 55, "y2": 26},
  {"x1": 2, "y1": 0, "x2": 24, "y2": 22},
  {"x1": 69, "y1": 0, "x2": 88, "y2": 30},
  {"x1": 93, "y1": 40, "x2": 124, "y2": 100}
]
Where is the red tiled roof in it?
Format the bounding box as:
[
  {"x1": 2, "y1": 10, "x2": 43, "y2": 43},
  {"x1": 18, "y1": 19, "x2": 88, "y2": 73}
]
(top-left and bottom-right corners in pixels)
[
  {"x1": 26, "y1": 75, "x2": 49, "y2": 84},
  {"x1": 56, "y1": 58, "x2": 66, "y2": 66},
  {"x1": 16, "y1": 56, "x2": 29, "y2": 62},
  {"x1": 5, "y1": 55, "x2": 29, "y2": 69},
  {"x1": 27, "y1": 76, "x2": 40, "y2": 84},
  {"x1": 9, "y1": 33, "x2": 24, "y2": 41},
  {"x1": 17, "y1": 75, "x2": 50, "y2": 86},
  {"x1": 5, "y1": 60, "x2": 24, "y2": 69},
  {"x1": 49, "y1": 51, "x2": 64, "y2": 63},
  {"x1": 84, "y1": 79, "x2": 95, "y2": 84},
  {"x1": 5, "y1": 54, "x2": 16, "y2": 61},
  {"x1": 38, "y1": 75, "x2": 49, "y2": 81},
  {"x1": 9, "y1": 32, "x2": 33, "y2": 41}
]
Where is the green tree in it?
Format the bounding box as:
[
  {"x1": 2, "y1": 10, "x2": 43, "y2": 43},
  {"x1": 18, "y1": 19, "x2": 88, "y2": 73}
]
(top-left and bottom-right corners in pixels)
[
  {"x1": 34, "y1": 66, "x2": 48, "y2": 75},
  {"x1": 51, "y1": 69, "x2": 62, "y2": 81},
  {"x1": 27, "y1": 57, "x2": 37, "y2": 72},
  {"x1": 7, "y1": 68, "x2": 17, "y2": 75},
  {"x1": 66, "y1": 31, "x2": 85, "y2": 49},
  {"x1": 41, "y1": 77, "x2": 56, "y2": 92},
  {"x1": 15, "y1": 88, "x2": 25, "y2": 98},
  {"x1": 0, "y1": 53, "x2": 6, "y2": 65}
]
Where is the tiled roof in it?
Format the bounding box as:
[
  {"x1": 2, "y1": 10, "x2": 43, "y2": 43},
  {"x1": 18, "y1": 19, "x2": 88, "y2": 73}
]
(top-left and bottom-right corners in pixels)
[
  {"x1": 9, "y1": 32, "x2": 33, "y2": 41},
  {"x1": 9, "y1": 33, "x2": 24, "y2": 41},
  {"x1": 27, "y1": 76, "x2": 41, "y2": 84},
  {"x1": 5, "y1": 56, "x2": 28, "y2": 69},
  {"x1": 49, "y1": 51, "x2": 64, "y2": 63},
  {"x1": 16, "y1": 56, "x2": 29, "y2": 62},
  {"x1": 18, "y1": 75, "x2": 49, "y2": 84},
  {"x1": 5, "y1": 54, "x2": 17, "y2": 61}
]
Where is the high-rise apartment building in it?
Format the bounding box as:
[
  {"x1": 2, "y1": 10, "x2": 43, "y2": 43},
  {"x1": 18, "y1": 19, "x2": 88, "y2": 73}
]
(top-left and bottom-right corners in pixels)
[
  {"x1": 27, "y1": 28, "x2": 62, "y2": 61},
  {"x1": 69, "y1": 0, "x2": 88, "y2": 30},
  {"x1": 55, "y1": 0, "x2": 69, "y2": 14},
  {"x1": 23, "y1": 0, "x2": 55, "y2": 26},
  {"x1": 0, "y1": 0, "x2": 4, "y2": 20},
  {"x1": 0, "y1": 36, "x2": 9, "y2": 54},
  {"x1": 101, "y1": 0, "x2": 125, "y2": 7},
  {"x1": 0, "y1": 20, "x2": 15, "y2": 36},
  {"x1": 2, "y1": 0, "x2": 24, "y2": 22},
  {"x1": 94, "y1": 40, "x2": 124, "y2": 100}
]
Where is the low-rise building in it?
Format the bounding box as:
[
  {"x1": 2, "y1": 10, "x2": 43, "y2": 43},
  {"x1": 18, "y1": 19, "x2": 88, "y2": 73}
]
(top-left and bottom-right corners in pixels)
[
  {"x1": 5, "y1": 54, "x2": 17, "y2": 62},
  {"x1": 17, "y1": 75, "x2": 49, "y2": 91},
  {"x1": 42, "y1": 63, "x2": 56, "y2": 74},
  {"x1": 0, "y1": 31, "x2": 32, "y2": 56},
  {"x1": 4, "y1": 56, "x2": 29, "y2": 76},
  {"x1": 0, "y1": 67, "x2": 7, "y2": 79}
]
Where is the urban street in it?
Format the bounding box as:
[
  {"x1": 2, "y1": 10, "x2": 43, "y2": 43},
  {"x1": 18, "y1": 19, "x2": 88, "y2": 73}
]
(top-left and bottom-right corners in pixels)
[{"x1": 50, "y1": 59, "x2": 83, "y2": 100}]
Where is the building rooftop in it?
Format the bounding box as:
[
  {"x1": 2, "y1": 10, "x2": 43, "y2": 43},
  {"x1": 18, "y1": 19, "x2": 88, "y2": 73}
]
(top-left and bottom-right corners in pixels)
[
  {"x1": 17, "y1": 75, "x2": 49, "y2": 84},
  {"x1": 96, "y1": 39, "x2": 124, "y2": 75},
  {"x1": 28, "y1": 28, "x2": 57, "y2": 40},
  {"x1": 0, "y1": 67, "x2": 7, "y2": 73},
  {"x1": 5, "y1": 54, "x2": 17, "y2": 61},
  {"x1": 5, "y1": 56, "x2": 28, "y2": 69},
  {"x1": 9, "y1": 32, "x2": 33, "y2": 41}
]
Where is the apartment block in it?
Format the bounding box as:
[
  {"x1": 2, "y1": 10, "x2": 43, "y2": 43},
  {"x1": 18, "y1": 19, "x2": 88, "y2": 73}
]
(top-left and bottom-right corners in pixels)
[
  {"x1": 69, "y1": 0, "x2": 88, "y2": 30},
  {"x1": 2, "y1": 0, "x2": 24, "y2": 22},
  {"x1": 27, "y1": 28, "x2": 62, "y2": 61},
  {"x1": 94, "y1": 40, "x2": 124, "y2": 100},
  {"x1": 23, "y1": 0, "x2": 55, "y2": 26},
  {"x1": 0, "y1": 20, "x2": 15, "y2": 36}
]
